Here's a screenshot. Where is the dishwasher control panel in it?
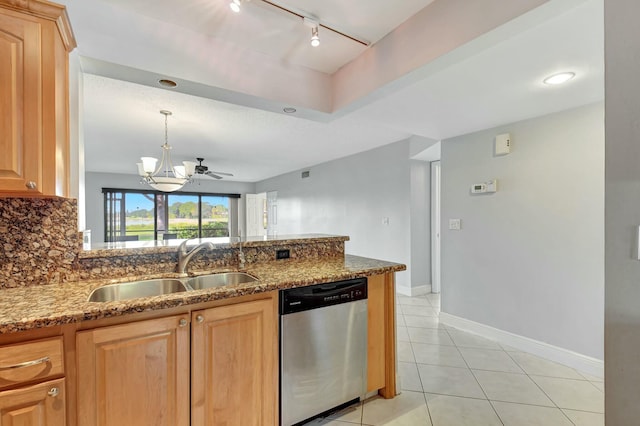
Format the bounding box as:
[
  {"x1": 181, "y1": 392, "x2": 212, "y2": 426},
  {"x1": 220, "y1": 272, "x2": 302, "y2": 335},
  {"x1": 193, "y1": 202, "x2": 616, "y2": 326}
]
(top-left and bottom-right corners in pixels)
[{"x1": 279, "y1": 278, "x2": 368, "y2": 315}]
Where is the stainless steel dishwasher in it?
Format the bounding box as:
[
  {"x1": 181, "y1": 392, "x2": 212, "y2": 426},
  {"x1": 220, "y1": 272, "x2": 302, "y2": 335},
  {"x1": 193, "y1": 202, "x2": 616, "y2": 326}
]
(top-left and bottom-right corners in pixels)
[{"x1": 280, "y1": 278, "x2": 368, "y2": 426}]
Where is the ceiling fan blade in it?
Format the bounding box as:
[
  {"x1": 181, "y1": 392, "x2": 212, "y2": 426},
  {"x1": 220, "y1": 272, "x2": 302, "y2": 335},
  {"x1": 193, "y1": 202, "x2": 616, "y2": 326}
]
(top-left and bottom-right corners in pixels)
[
  {"x1": 204, "y1": 171, "x2": 223, "y2": 179},
  {"x1": 208, "y1": 171, "x2": 234, "y2": 176}
]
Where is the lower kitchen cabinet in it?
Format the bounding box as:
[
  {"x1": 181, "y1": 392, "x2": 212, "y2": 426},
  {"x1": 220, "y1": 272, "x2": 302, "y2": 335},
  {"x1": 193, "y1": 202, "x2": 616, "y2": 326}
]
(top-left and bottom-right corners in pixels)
[
  {"x1": 191, "y1": 297, "x2": 278, "y2": 426},
  {"x1": 0, "y1": 378, "x2": 66, "y2": 425},
  {"x1": 75, "y1": 293, "x2": 278, "y2": 426},
  {"x1": 76, "y1": 315, "x2": 191, "y2": 426}
]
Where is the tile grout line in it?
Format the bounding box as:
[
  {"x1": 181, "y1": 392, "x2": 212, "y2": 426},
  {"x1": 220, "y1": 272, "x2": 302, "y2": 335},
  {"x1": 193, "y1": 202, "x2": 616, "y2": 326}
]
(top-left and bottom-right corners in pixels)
[
  {"x1": 442, "y1": 314, "x2": 506, "y2": 425},
  {"x1": 419, "y1": 295, "x2": 438, "y2": 426},
  {"x1": 400, "y1": 293, "x2": 603, "y2": 425},
  {"x1": 503, "y1": 344, "x2": 579, "y2": 426}
]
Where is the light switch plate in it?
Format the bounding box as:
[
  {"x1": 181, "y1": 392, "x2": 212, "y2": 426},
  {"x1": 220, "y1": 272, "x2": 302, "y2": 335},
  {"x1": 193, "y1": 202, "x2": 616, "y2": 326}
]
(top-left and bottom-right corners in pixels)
[{"x1": 449, "y1": 219, "x2": 461, "y2": 230}]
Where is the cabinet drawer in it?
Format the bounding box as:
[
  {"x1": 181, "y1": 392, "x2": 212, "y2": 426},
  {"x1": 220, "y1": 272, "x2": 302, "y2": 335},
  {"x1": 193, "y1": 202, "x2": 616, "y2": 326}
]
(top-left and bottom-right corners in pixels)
[
  {"x1": 0, "y1": 377, "x2": 66, "y2": 425},
  {"x1": 0, "y1": 337, "x2": 64, "y2": 389}
]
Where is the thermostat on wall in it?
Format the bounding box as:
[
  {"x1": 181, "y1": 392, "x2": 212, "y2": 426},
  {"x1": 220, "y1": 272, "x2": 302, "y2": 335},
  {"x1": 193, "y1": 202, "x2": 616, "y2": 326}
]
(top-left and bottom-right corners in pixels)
[{"x1": 471, "y1": 179, "x2": 498, "y2": 194}]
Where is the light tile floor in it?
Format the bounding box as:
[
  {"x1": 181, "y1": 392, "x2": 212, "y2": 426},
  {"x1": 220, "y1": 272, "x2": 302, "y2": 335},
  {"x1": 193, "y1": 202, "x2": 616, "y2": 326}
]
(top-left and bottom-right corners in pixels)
[{"x1": 306, "y1": 293, "x2": 604, "y2": 426}]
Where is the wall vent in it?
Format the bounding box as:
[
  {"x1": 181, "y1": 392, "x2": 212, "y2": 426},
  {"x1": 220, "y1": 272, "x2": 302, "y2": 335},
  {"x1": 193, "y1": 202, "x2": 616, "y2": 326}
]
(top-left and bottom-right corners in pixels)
[{"x1": 301, "y1": 171, "x2": 310, "y2": 179}]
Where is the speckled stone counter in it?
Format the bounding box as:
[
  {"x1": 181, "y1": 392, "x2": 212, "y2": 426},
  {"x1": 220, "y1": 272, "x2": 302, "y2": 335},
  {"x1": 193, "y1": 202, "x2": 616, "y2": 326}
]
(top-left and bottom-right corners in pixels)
[
  {"x1": 80, "y1": 234, "x2": 349, "y2": 258},
  {"x1": 77, "y1": 234, "x2": 348, "y2": 281},
  {"x1": 0, "y1": 254, "x2": 405, "y2": 334}
]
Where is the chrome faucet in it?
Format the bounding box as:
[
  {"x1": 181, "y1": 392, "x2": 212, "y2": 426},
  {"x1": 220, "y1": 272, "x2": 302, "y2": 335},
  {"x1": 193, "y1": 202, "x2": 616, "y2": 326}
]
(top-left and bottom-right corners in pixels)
[
  {"x1": 176, "y1": 240, "x2": 214, "y2": 275},
  {"x1": 237, "y1": 230, "x2": 245, "y2": 270}
]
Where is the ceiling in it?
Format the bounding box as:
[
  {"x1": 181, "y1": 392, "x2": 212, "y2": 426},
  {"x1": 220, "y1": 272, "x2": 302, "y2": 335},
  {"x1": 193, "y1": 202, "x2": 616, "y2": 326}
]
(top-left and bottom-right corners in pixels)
[
  {"x1": 61, "y1": 0, "x2": 603, "y2": 182},
  {"x1": 98, "y1": 0, "x2": 435, "y2": 74}
]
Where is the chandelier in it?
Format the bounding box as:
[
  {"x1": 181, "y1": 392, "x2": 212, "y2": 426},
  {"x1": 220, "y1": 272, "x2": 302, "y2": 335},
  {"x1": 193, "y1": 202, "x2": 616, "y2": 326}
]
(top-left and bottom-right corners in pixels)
[{"x1": 137, "y1": 110, "x2": 196, "y2": 192}]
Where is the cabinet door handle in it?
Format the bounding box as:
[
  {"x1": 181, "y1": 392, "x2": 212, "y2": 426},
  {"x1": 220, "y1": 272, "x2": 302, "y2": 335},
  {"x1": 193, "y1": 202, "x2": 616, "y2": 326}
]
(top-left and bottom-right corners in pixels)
[
  {"x1": 47, "y1": 387, "x2": 59, "y2": 397},
  {"x1": 196, "y1": 315, "x2": 204, "y2": 323},
  {"x1": 25, "y1": 181, "x2": 37, "y2": 190},
  {"x1": 179, "y1": 318, "x2": 188, "y2": 327},
  {"x1": 0, "y1": 356, "x2": 50, "y2": 370}
]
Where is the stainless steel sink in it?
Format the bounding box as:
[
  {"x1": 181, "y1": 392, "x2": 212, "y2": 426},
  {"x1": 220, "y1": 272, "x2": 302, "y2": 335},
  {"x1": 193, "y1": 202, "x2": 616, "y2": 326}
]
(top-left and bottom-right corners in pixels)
[
  {"x1": 185, "y1": 272, "x2": 258, "y2": 290},
  {"x1": 88, "y1": 279, "x2": 189, "y2": 302}
]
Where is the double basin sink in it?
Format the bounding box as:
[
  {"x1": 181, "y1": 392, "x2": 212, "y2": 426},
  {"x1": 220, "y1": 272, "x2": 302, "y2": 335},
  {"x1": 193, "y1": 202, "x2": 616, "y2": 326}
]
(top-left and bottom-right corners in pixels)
[{"x1": 88, "y1": 272, "x2": 258, "y2": 303}]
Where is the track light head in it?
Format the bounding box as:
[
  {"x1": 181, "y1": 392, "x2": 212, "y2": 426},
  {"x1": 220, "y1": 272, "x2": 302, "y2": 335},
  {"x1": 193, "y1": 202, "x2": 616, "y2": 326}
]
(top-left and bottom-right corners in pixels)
[
  {"x1": 230, "y1": 0, "x2": 242, "y2": 13},
  {"x1": 310, "y1": 26, "x2": 320, "y2": 47}
]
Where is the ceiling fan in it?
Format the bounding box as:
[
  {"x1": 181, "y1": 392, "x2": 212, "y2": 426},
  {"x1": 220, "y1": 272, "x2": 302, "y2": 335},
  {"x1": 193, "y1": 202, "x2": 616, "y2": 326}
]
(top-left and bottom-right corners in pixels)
[{"x1": 193, "y1": 158, "x2": 234, "y2": 180}]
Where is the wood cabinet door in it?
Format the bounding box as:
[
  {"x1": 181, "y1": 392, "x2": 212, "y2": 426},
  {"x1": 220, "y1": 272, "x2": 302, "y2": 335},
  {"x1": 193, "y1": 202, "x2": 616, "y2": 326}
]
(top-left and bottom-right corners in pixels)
[
  {"x1": 76, "y1": 315, "x2": 190, "y2": 426},
  {"x1": 191, "y1": 296, "x2": 278, "y2": 426},
  {"x1": 0, "y1": 9, "x2": 43, "y2": 194},
  {"x1": 0, "y1": 378, "x2": 65, "y2": 426}
]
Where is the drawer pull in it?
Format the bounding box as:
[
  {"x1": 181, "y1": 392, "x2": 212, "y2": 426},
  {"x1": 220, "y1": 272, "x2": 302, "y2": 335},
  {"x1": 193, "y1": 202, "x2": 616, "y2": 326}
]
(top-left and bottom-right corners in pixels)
[
  {"x1": 196, "y1": 315, "x2": 204, "y2": 323},
  {"x1": 179, "y1": 318, "x2": 188, "y2": 327},
  {"x1": 0, "y1": 356, "x2": 50, "y2": 371},
  {"x1": 47, "y1": 387, "x2": 59, "y2": 397}
]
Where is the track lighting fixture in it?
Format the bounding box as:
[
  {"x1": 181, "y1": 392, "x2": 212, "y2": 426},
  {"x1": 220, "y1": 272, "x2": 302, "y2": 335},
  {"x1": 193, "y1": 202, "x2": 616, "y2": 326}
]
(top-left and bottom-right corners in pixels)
[
  {"x1": 230, "y1": 1, "x2": 369, "y2": 47},
  {"x1": 310, "y1": 26, "x2": 320, "y2": 47}
]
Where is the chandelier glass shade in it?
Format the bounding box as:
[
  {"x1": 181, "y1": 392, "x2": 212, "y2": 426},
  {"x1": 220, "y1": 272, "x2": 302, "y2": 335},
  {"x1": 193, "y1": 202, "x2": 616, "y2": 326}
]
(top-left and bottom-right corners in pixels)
[{"x1": 137, "y1": 110, "x2": 196, "y2": 192}]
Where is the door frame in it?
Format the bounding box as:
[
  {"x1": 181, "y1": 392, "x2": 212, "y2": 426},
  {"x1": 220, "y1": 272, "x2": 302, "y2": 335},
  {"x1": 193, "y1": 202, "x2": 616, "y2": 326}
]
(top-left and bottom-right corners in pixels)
[{"x1": 431, "y1": 161, "x2": 441, "y2": 293}]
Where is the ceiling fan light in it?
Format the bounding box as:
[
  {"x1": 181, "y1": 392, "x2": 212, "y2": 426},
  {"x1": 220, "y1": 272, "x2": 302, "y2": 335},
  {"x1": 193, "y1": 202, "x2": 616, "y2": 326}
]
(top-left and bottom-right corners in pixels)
[
  {"x1": 136, "y1": 162, "x2": 145, "y2": 176},
  {"x1": 141, "y1": 157, "x2": 157, "y2": 174}
]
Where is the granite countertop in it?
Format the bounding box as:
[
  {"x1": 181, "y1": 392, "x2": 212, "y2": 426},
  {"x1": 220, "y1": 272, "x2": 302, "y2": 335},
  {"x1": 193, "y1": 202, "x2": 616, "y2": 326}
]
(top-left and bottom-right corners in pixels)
[
  {"x1": 0, "y1": 254, "x2": 405, "y2": 334},
  {"x1": 81, "y1": 234, "x2": 350, "y2": 259}
]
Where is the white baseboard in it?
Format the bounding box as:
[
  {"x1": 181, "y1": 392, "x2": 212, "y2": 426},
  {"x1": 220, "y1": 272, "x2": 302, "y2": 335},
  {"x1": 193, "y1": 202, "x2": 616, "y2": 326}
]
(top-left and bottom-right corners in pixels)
[
  {"x1": 439, "y1": 312, "x2": 604, "y2": 378},
  {"x1": 396, "y1": 283, "x2": 431, "y2": 297}
]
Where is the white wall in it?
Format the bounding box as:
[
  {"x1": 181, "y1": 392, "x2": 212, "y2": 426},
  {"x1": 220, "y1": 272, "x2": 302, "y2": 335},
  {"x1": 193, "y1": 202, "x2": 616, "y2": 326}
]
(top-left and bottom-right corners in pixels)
[
  {"x1": 604, "y1": 0, "x2": 640, "y2": 422},
  {"x1": 440, "y1": 102, "x2": 604, "y2": 359},
  {"x1": 256, "y1": 139, "x2": 431, "y2": 289},
  {"x1": 84, "y1": 172, "x2": 256, "y2": 243}
]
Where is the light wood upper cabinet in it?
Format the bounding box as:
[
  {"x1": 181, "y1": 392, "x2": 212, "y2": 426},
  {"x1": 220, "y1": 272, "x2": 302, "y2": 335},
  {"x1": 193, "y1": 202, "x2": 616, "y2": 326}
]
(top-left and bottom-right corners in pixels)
[
  {"x1": 0, "y1": 378, "x2": 66, "y2": 426},
  {"x1": 76, "y1": 315, "x2": 191, "y2": 426},
  {"x1": 191, "y1": 297, "x2": 279, "y2": 426},
  {"x1": 0, "y1": 0, "x2": 75, "y2": 197}
]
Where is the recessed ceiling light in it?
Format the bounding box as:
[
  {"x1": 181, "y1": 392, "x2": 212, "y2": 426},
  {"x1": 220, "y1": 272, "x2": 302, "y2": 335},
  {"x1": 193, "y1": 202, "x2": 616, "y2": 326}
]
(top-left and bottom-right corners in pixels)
[
  {"x1": 283, "y1": 107, "x2": 297, "y2": 114},
  {"x1": 543, "y1": 72, "x2": 575, "y2": 85},
  {"x1": 158, "y1": 79, "x2": 177, "y2": 88}
]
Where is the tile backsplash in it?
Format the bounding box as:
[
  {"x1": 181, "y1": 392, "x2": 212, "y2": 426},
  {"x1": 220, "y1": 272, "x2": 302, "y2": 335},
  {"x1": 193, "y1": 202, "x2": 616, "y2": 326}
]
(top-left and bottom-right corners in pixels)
[
  {"x1": 0, "y1": 197, "x2": 81, "y2": 288},
  {"x1": 0, "y1": 198, "x2": 346, "y2": 288}
]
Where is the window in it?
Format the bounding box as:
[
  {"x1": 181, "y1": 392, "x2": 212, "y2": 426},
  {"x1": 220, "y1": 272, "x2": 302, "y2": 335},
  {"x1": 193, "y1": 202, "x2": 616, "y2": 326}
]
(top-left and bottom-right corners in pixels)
[{"x1": 104, "y1": 188, "x2": 239, "y2": 242}]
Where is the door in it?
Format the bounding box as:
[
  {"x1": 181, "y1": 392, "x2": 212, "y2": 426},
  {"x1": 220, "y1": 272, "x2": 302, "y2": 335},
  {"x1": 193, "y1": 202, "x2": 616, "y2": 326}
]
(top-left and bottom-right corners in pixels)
[
  {"x1": 431, "y1": 161, "x2": 441, "y2": 293},
  {"x1": 266, "y1": 191, "x2": 277, "y2": 236},
  {"x1": 245, "y1": 193, "x2": 267, "y2": 237},
  {"x1": 76, "y1": 315, "x2": 190, "y2": 426},
  {"x1": 0, "y1": 378, "x2": 65, "y2": 426},
  {"x1": 191, "y1": 297, "x2": 278, "y2": 426}
]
